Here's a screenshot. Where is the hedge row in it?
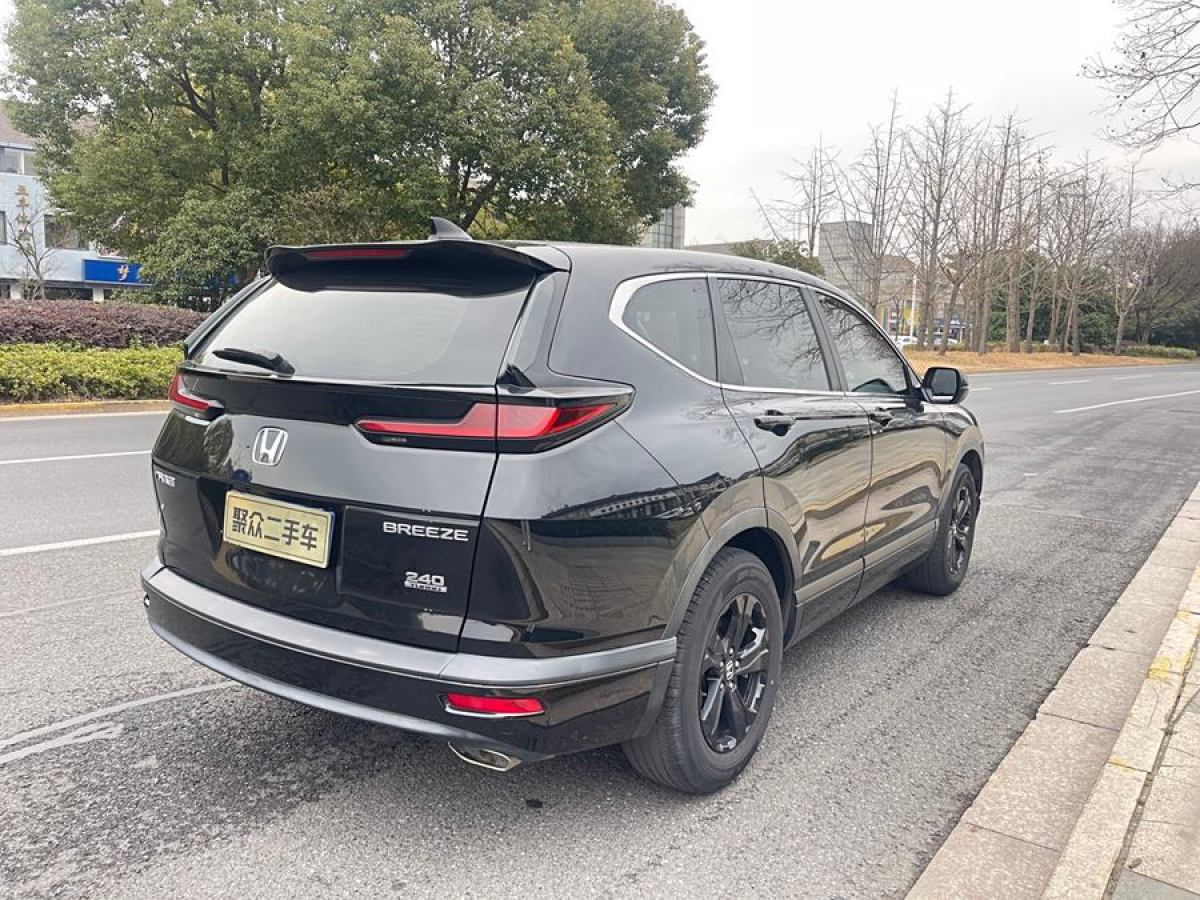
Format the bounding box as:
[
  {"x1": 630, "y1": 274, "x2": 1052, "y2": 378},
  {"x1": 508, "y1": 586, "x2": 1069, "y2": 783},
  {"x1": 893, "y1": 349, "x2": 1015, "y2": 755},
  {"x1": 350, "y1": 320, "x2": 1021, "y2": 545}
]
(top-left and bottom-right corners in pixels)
[
  {"x1": 0, "y1": 299, "x2": 204, "y2": 349},
  {"x1": 1121, "y1": 344, "x2": 1198, "y2": 360},
  {"x1": 0, "y1": 343, "x2": 182, "y2": 402}
]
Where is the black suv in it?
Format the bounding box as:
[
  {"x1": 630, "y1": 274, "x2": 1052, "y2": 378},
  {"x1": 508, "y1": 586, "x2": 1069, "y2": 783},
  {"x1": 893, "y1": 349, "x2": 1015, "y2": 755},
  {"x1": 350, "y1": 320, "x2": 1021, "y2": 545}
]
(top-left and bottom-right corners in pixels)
[{"x1": 142, "y1": 220, "x2": 983, "y2": 793}]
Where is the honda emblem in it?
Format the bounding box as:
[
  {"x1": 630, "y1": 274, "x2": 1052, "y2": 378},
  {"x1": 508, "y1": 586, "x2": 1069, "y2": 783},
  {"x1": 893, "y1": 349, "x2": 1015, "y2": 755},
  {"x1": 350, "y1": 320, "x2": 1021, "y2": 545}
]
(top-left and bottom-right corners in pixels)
[{"x1": 252, "y1": 427, "x2": 288, "y2": 466}]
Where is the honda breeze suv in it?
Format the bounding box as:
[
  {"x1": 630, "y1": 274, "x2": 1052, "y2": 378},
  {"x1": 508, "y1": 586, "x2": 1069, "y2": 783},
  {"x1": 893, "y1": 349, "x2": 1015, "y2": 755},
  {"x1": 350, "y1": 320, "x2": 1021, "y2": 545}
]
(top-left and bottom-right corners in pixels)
[{"x1": 143, "y1": 219, "x2": 983, "y2": 793}]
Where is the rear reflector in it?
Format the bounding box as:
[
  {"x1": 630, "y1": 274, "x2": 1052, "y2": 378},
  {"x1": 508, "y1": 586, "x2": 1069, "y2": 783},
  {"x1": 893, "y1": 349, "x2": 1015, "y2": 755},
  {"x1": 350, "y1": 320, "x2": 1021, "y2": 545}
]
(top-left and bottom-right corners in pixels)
[
  {"x1": 356, "y1": 400, "x2": 621, "y2": 449},
  {"x1": 169, "y1": 372, "x2": 221, "y2": 418},
  {"x1": 444, "y1": 693, "x2": 544, "y2": 717}
]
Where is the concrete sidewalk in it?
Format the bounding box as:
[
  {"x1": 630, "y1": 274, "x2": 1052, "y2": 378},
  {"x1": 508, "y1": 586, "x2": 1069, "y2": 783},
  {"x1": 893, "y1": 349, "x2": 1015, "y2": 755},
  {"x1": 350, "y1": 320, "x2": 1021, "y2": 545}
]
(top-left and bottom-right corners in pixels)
[{"x1": 909, "y1": 487, "x2": 1200, "y2": 899}]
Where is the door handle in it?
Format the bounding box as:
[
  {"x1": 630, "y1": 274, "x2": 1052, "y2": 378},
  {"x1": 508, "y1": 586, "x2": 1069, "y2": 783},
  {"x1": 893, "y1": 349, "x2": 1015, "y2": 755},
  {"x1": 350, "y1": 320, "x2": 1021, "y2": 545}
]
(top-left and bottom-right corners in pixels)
[
  {"x1": 754, "y1": 412, "x2": 795, "y2": 435},
  {"x1": 867, "y1": 410, "x2": 896, "y2": 426}
]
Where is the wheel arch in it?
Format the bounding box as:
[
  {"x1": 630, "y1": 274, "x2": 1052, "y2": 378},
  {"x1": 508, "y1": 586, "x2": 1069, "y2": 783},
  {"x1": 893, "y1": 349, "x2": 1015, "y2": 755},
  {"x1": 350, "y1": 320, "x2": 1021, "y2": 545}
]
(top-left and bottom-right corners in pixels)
[
  {"x1": 665, "y1": 509, "x2": 799, "y2": 641},
  {"x1": 959, "y1": 447, "x2": 984, "y2": 494}
]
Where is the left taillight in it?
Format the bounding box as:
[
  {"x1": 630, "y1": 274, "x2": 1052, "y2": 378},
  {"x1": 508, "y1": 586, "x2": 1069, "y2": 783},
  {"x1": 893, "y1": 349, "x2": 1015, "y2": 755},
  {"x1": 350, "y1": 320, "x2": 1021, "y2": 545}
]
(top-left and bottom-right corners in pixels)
[{"x1": 169, "y1": 372, "x2": 223, "y2": 420}]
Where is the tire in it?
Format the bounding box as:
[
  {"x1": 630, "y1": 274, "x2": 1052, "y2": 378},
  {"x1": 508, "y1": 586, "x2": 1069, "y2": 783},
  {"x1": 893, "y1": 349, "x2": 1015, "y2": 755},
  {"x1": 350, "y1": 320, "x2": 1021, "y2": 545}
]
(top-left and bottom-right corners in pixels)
[
  {"x1": 901, "y1": 463, "x2": 979, "y2": 596},
  {"x1": 623, "y1": 548, "x2": 784, "y2": 794}
]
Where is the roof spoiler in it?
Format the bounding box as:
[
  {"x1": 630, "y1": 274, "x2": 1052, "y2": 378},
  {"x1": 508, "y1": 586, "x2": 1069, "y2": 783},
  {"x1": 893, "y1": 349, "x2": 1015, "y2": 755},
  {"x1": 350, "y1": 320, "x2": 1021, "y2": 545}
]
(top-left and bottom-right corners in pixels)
[{"x1": 264, "y1": 228, "x2": 559, "y2": 292}]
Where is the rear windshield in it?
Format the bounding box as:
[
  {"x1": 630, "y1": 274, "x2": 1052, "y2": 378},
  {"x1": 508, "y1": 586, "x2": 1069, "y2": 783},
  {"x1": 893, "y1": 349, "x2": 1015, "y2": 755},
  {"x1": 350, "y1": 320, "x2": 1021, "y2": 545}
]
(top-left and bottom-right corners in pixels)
[{"x1": 197, "y1": 280, "x2": 532, "y2": 385}]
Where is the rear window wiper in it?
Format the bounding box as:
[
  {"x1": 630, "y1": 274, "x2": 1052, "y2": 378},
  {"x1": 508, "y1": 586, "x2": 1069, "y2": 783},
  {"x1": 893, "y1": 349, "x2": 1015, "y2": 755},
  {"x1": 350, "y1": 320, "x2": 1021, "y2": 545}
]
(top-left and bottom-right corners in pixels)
[{"x1": 212, "y1": 346, "x2": 295, "y2": 375}]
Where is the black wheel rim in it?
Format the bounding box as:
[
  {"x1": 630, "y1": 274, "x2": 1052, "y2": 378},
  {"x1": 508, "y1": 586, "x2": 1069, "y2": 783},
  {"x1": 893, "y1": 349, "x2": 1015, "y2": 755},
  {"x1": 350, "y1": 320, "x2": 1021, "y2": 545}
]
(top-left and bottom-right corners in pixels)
[
  {"x1": 699, "y1": 592, "x2": 770, "y2": 753},
  {"x1": 947, "y1": 482, "x2": 975, "y2": 575}
]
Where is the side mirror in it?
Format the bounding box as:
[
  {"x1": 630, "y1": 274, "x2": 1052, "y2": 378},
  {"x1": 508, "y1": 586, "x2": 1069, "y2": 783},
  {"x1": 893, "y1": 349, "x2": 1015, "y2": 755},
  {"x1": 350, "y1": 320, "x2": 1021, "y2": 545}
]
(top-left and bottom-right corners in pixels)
[{"x1": 922, "y1": 366, "x2": 969, "y2": 404}]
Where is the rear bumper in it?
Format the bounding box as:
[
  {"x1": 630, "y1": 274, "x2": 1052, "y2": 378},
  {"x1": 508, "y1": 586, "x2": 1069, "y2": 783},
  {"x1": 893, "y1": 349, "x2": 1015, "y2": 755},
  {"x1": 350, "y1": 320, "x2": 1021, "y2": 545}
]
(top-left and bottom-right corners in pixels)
[{"x1": 141, "y1": 561, "x2": 675, "y2": 762}]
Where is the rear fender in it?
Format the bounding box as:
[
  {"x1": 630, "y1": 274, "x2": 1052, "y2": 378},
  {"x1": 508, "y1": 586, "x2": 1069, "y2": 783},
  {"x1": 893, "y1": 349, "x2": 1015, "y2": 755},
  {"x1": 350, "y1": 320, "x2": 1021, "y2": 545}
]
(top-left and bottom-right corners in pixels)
[{"x1": 663, "y1": 505, "x2": 801, "y2": 638}]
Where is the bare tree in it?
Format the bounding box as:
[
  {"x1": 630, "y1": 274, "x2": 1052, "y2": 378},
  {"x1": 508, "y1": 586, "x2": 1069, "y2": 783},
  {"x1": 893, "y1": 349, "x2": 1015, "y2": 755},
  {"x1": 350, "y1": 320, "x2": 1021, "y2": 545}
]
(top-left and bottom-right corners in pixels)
[
  {"x1": 785, "y1": 136, "x2": 840, "y2": 255},
  {"x1": 3, "y1": 185, "x2": 56, "y2": 301},
  {"x1": 1086, "y1": 0, "x2": 1200, "y2": 158},
  {"x1": 1134, "y1": 223, "x2": 1200, "y2": 340},
  {"x1": 905, "y1": 89, "x2": 975, "y2": 348},
  {"x1": 1108, "y1": 166, "x2": 1152, "y2": 352},
  {"x1": 839, "y1": 91, "x2": 910, "y2": 320}
]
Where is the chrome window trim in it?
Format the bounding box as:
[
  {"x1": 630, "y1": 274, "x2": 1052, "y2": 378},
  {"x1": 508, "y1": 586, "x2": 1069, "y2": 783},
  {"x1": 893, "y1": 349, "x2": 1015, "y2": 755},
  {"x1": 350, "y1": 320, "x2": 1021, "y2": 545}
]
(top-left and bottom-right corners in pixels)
[{"x1": 608, "y1": 271, "x2": 849, "y2": 398}]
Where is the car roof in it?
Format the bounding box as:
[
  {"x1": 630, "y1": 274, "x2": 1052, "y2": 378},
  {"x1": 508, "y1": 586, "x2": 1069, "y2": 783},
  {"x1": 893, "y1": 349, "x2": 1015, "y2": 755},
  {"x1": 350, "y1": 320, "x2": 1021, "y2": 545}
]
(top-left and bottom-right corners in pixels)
[{"x1": 520, "y1": 241, "x2": 853, "y2": 300}]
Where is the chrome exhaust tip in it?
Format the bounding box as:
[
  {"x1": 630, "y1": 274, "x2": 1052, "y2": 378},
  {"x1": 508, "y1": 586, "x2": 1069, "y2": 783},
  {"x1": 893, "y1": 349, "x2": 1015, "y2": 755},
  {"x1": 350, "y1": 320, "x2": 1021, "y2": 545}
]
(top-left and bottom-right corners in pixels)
[{"x1": 448, "y1": 743, "x2": 522, "y2": 772}]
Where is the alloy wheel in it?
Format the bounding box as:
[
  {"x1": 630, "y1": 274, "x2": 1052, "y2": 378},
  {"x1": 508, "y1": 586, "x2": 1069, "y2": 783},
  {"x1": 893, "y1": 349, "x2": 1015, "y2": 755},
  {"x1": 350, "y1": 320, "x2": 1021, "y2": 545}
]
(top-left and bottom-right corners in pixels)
[
  {"x1": 698, "y1": 592, "x2": 771, "y2": 753},
  {"x1": 948, "y1": 482, "x2": 975, "y2": 575}
]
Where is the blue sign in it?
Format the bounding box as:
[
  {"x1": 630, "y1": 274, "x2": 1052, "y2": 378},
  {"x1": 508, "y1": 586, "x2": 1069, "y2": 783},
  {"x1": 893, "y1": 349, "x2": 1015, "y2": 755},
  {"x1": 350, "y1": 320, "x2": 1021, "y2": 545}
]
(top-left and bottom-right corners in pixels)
[{"x1": 83, "y1": 258, "x2": 145, "y2": 285}]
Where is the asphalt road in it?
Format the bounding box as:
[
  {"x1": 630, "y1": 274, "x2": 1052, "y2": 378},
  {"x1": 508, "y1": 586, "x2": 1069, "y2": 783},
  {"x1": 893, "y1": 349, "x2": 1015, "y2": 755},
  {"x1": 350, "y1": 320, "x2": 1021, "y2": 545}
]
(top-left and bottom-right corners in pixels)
[{"x1": 4, "y1": 364, "x2": 1200, "y2": 899}]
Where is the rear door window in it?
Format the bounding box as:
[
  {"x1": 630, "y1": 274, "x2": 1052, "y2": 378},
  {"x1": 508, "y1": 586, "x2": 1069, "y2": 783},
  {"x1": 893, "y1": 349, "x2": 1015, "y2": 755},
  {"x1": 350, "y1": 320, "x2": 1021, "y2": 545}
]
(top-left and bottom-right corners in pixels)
[
  {"x1": 621, "y1": 278, "x2": 717, "y2": 380},
  {"x1": 198, "y1": 281, "x2": 532, "y2": 385},
  {"x1": 715, "y1": 279, "x2": 830, "y2": 391}
]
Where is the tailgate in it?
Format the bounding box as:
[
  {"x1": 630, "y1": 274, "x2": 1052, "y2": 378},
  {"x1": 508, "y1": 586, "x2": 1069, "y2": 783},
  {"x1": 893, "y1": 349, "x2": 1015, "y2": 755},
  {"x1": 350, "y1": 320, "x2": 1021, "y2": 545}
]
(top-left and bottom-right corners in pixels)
[{"x1": 152, "y1": 240, "x2": 550, "y2": 651}]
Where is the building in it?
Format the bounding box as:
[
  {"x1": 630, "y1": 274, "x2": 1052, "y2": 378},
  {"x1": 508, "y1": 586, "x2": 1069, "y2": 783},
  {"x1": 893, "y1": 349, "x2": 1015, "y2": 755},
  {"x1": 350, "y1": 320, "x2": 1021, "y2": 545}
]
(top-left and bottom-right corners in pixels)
[
  {"x1": 817, "y1": 220, "x2": 874, "y2": 301},
  {"x1": 684, "y1": 241, "x2": 737, "y2": 256},
  {"x1": 0, "y1": 108, "x2": 145, "y2": 301},
  {"x1": 640, "y1": 204, "x2": 687, "y2": 249},
  {"x1": 818, "y1": 219, "x2": 968, "y2": 339}
]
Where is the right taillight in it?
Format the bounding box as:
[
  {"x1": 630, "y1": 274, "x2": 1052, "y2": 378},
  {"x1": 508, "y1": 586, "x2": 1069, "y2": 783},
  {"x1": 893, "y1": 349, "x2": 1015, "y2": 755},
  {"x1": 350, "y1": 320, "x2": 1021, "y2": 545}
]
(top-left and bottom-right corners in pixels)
[
  {"x1": 356, "y1": 398, "x2": 625, "y2": 452},
  {"x1": 169, "y1": 372, "x2": 222, "y2": 420}
]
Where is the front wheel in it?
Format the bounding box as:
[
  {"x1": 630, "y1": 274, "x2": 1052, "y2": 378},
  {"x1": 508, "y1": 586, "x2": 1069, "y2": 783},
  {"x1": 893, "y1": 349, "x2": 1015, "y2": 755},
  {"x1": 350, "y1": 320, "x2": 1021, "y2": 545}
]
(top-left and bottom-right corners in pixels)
[
  {"x1": 901, "y1": 463, "x2": 979, "y2": 595},
  {"x1": 623, "y1": 548, "x2": 783, "y2": 794}
]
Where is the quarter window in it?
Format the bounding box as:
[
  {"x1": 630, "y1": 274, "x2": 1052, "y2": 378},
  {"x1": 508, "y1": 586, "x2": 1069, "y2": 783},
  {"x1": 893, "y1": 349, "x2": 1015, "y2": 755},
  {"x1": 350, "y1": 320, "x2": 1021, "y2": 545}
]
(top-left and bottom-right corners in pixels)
[
  {"x1": 816, "y1": 293, "x2": 910, "y2": 394},
  {"x1": 622, "y1": 278, "x2": 717, "y2": 380},
  {"x1": 716, "y1": 279, "x2": 829, "y2": 391}
]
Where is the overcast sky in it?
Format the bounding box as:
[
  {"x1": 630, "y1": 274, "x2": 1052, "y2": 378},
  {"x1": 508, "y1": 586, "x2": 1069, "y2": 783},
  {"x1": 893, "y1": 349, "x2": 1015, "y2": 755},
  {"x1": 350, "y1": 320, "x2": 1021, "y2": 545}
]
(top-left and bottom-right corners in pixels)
[
  {"x1": 673, "y1": 0, "x2": 1197, "y2": 244},
  {"x1": 0, "y1": 0, "x2": 1191, "y2": 245}
]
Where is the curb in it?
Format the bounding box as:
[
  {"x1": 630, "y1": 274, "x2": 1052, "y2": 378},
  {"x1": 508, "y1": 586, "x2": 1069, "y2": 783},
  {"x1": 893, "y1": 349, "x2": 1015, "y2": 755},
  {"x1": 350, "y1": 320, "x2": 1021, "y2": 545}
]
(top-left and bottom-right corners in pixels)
[
  {"x1": 0, "y1": 399, "x2": 170, "y2": 418},
  {"x1": 908, "y1": 485, "x2": 1200, "y2": 900}
]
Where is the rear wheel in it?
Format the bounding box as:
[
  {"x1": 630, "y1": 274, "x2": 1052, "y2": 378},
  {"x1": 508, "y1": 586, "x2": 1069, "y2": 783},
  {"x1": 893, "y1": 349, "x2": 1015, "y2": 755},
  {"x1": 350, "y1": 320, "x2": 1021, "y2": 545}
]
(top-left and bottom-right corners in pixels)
[
  {"x1": 623, "y1": 548, "x2": 783, "y2": 793},
  {"x1": 901, "y1": 463, "x2": 979, "y2": 595}
]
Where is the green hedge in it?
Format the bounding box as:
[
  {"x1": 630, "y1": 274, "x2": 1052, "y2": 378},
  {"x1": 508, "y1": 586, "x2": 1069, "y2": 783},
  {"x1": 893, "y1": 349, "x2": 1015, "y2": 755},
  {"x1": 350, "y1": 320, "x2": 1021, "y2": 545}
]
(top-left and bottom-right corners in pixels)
[
  {"x1": 1121, "y1": 345, "x2": 1197, "y2": 360},
  {"x1": 0, "y1": 343, "x2": 182, "y2": 402}
]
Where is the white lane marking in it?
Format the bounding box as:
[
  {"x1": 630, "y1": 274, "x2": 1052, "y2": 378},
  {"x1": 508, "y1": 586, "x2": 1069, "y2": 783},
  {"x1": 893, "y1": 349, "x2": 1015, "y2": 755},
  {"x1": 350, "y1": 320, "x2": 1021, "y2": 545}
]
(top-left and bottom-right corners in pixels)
[
  {"x1": 0, "y1": 722, "x2": 125, "y2": 766},
  {"x1": 0, "y1": 530, "x2": 159, "y2": 558},
  {"x1": 969, "y1": 387, "x2": 992, "y2": 392},
  {"x1": 1047, "y1": 379, "x2": 1091, "y2": 385},
  {"x1": 0, "y1": 410, "x2": 165, "y2": 423},
  {"x1": 0, "y1": 450, "x2": 150, "y2": 466},
  {"x1": 0, "y1": 683, "x2": 233, "y2": 752},
  {"x1": 1055, "y1": 389, "x2": 1200, "y2": 414},
  {"x1": 1113, "y1": 375, "x2": 1152, "y2": 381},
  {"x1": 0, "y1": 590, "x2": 128, "y2": 619}
]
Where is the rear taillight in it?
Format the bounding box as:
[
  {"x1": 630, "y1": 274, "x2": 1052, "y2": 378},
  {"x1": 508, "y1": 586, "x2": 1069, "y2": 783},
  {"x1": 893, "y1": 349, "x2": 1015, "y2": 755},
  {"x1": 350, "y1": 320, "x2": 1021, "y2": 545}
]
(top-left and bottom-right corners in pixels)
[
  {"x1": 356, "y1": 398, "x2": 624, "y2": 451},
  {"x1": 357, "y1": 403, "x2": 497, "y2": 439},
  {"x1": 444, "y1": 693, "x2": 544, "y2": 717},
  {"x1": 169, "y1": 372, "x2": 222, "y2": 420}
]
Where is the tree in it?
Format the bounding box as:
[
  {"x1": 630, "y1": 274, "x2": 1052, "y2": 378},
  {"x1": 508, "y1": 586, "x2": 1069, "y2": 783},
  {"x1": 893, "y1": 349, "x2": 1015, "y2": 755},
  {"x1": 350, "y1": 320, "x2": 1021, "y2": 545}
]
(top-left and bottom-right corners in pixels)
[
  {"x1": 785, "y1": 136, "x2": 839, "y2": 257},
  {"x1": 841, "y1": 91, "x2": 910, "y2": 321},
  {"x1": 4, "y1": 0, "x2": 714, "y2": 305},
  {"x1": 1086, "y1": 0, "x2": 1200, "y2": 155},
  {"x1": 906, "y1": 90, "x2": 975, "y2": 348},
  {"x1": 729, "y1": 238, "x2": 823, "y2": 276},
  {"x1": 1107, "y1": 167, "x2": 1151, "y2": 352},
  {"x1": 4, "y1": 185, "x2": 56, "y2": 301},
  {"x1": 1134, "y1": 224, "x2": 1200, "y2": 342}
]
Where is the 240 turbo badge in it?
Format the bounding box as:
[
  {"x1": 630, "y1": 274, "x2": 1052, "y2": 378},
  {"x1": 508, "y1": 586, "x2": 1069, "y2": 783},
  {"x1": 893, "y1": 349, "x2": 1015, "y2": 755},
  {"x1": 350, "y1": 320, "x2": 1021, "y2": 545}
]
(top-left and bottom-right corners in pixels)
[{"x1": 404, "y1": 571, "x2": 447, "y2": 593}]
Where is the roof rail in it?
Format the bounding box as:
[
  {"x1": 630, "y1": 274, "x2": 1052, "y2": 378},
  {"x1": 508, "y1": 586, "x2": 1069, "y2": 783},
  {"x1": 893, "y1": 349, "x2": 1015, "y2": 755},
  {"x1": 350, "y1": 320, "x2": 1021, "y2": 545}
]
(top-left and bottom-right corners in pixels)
[{"x1": 429, "y1": 217, "x2": 472, "y2": 241}]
